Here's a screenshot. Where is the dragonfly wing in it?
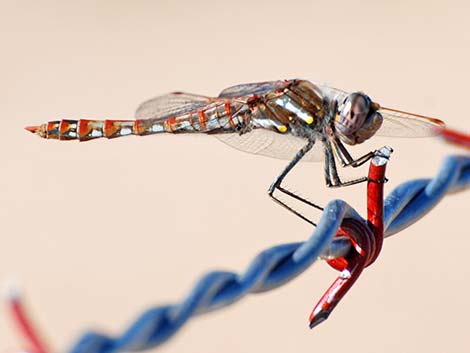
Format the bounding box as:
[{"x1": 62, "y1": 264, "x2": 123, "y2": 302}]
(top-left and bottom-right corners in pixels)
[
  {"x1": 376, "y1": 107, "x2": 446, "y2": 137},
  {"x1": 323, "y1": 86, "x2": 445, "y2": 137},
  {"x1": 218, "y1": 80, "x2": 288, "y2": 98},
  {"x1": 135, "y1": 92, "x2": 214, "y2": 120},
  {"x1": 215, "y1": 129, "x2": 324, "y2": 162},
  {"x1": 317, "y1": 85, "x2": 349, "y2": 102}
]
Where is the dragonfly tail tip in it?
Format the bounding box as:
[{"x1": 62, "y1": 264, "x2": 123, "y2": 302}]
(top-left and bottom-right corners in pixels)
[
  {"x1": 25, "y1": 124, "x2": 48, "y2": 138},
  {"x1": 25, "y1": 125, "x2": 39, "y2": 134}
]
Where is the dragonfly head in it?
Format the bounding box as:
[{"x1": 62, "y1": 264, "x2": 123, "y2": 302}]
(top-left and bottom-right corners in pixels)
[{"x1": 335, "y1": 93, "x2": 383, "y2": 145}]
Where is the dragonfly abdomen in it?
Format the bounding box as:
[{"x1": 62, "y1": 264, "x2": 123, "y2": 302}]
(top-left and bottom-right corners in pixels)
[
  {"x1": 133, "y1": 102, "x2": 248, "y2": 135},
  {"x1": 26, "y1": 103, "x2": 249, "y2": 141}
]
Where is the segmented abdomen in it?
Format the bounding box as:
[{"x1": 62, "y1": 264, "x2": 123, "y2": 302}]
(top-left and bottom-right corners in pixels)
[
  {"x1": 31, "y1": 102, "x2": 249, "y2": 141},
  {"x1": 33, "y1": 119, "x2": 139, "y2": 141}
]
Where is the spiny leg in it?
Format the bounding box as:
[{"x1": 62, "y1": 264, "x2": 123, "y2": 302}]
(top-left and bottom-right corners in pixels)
[
  {"x1": 276, "y1": 186, "x2": 324, "y2": 211},
  {"x1": 268, "y1": 197, "x2": 318, "y2": 226},
  {"x1": 331, "y1": 136, "x2": 376, "y2": 168},
  {"x1": 324, "y1": 140, "x2": 340, "y2": 186},
  {"x1": 268, "y1": 140, "x2": 323, "y2": 226},
  {"x1": 326, "y1": 139, "x2": 391, "y2": 187},
  {"x1": 325, "y1": 139, "x2": 368, "y2": 188}
]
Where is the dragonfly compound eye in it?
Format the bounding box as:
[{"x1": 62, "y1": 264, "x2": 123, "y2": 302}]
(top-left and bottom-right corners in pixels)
[
  {"x1": 353, "y1": 111, "x2": 383, "y2": 144},
  {"x1": 335, "y1": 93, "x2": 380, "y2": 145}
]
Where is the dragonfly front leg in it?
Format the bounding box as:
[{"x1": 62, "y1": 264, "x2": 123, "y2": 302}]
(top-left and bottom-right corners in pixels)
[
  {"x1": 331, "y1": 136, "x2": 375, "y2": 168},
  {"x1": 268, "y1": 140, "x2": 323, "y2": 226},
  {"x1": 325, "y1": 140, "x2": 390, "y2": 187},
  {"x1": 324, "y1": 139, "x2": 368, "y2": 188}
]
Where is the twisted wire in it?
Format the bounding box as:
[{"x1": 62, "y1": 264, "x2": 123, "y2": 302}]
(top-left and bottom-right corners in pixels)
[{"x1": 69, "y1": 155, "x2": 470, "y2": 353}]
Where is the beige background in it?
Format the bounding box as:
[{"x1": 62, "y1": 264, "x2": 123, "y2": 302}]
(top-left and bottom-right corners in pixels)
[{"x1": 1, "y1": 1, "x2": 469, "y2": 352}]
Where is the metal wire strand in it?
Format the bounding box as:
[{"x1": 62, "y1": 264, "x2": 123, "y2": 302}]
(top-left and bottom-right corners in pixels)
[{"x1": 54, "y1": 154, "x2": 469, "y2": 353}]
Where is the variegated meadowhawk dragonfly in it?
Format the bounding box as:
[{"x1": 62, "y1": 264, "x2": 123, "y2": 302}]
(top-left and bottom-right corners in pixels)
[{"x1": 27, "y1": 79, "x2": 445, "y2": 225}]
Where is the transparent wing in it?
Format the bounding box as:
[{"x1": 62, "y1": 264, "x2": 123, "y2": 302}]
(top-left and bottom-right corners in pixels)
[
  {"x1": 318, "y1": 85, "x2": 349, "y2": 100},
  {"x1": 377, "y1": 107, "x2": 446, "y2": 137},
  {"x1": 325, "y1": 86, "x2": 445, "y2": 137},
  {"x1": 215, "y1": 129, "x2": 324, "y2": 162},
  {"x1": 135, "y1": 92, "x2": 214, "y2": 120},
  {"x1": 218, "y1": 80, "x2": 288, "y2": 98}
]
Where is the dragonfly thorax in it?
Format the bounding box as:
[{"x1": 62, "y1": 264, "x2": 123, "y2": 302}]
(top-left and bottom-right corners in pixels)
[{"x1": 335, "y1": 92, "x2": 383, "y2": 145}]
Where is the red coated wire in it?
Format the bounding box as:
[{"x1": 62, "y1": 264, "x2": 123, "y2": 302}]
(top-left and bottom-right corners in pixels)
[
  {"x1": 309, "y1": 219, "x2": 374, "y2": 328},
  {"x1": 309, "y1": 148, "x2": 390, "y2": 328},
  {"x1": 365, "y1": 154, "x2": 387, "y2": 266},
  {"x1": 7, "y1": 293, "x2": 49, "y2": 353},
  {"x1": 7, "y1": 126, "x2": 467, "y2": 342},
  {"x1": 441, "y1": 127, "x2": 470, "y2": 149},
  {"x1": 308, "y1": 126, "x2": 469, "y2": 329}
]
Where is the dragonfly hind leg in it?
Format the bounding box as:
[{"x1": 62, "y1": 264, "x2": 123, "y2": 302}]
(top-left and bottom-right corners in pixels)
[{"x1": 268, "y1": 140, "x2": 323, "y2": 226}]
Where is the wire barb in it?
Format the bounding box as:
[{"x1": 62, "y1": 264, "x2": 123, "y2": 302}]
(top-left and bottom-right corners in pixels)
[{"x1": 309, "y1": 146, "x2": 392, "y2": 328}]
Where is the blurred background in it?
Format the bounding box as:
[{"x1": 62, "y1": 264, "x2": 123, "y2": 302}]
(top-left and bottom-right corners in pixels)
[{"x1": 0, "y1": 1, "x2": 469, "y2": 352}]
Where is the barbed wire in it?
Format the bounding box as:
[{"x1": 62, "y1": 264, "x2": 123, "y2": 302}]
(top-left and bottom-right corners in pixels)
[
  {"x1": 47, "y1": 153, "x2": 467, "y2": 353},
  {"x1": 7, "y1": 127, "x2": 470, "y2": 353}
]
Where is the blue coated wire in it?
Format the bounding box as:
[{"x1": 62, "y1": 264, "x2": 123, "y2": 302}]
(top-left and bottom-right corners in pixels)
[{"x1": 69, "y1": 155, "x2": 470, "y2": 353}]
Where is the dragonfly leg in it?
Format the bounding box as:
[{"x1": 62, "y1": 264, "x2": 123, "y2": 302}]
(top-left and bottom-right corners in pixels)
[
  {"x1": 331, "y1": 137, "x2": 375, "y2": 168},
  {"x1": 332, "y1": 137, "x2": 392, "y2": 169},
  {"x1": 325, "y1": 139, "x2": 369, "y2": 188},
  {"x1": 325, "y1": 141, "x2": 340, "y2": 186},
  {"x1": 268, "y1": 140, "x2": 323, "y2": 226},
  {"x1": 326, "y1": 141, "x2": 390, "y2": 187}
]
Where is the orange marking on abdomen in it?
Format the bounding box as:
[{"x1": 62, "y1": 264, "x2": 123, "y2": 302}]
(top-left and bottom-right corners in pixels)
[
  {"x1": 165, "y1": 117, "x2": 177, "y2": 132},
  {"x1": 134, "y1": 120, "x2": 142, "y2": 135},
  {"x1": 58, "y1": 120, "x2": 78, "y2": 140},
  {"x1": 59, "y1": 120, "x2": 73, "y2": 135},
  {"x1": 198, "y1": 111, "x2": 207, "y2": 130},
  {"x1": 78, "y1": 119, "x2": 92, "y2": 138},
  {"x1": 46, "y1": 121, "x2": 60, "y2": 139},
  {"x1": 104, "y1": 120, "x2": 116, "y2": 137},
  {"x1": 77, "y1": 119, "x2": 106, "y2": 141},
  {"x1": 224, "y1": 103, "x2": 236, "y2": 128},
  {"x1": 103, "y1": 119, "x2": 133, "y2": 138}
]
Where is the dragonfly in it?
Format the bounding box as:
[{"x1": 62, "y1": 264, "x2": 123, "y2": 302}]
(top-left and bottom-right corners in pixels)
[{"x1": 26, "y1": 79, "x2": 445, "y2": 225}]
